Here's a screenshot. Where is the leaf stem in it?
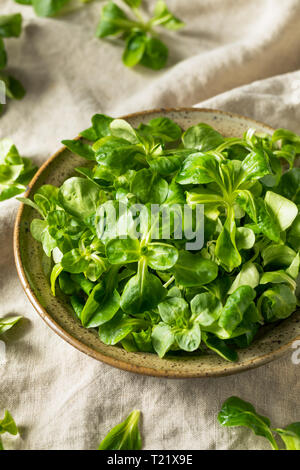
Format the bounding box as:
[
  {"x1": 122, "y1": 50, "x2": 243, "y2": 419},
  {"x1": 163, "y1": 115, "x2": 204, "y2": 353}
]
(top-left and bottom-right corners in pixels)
[{"x1": 163, "y1": 275, "x2": 175, "y2": 288}]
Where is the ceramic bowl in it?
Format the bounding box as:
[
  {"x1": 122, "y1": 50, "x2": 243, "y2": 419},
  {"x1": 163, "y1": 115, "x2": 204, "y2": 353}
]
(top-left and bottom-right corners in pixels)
[{"x1": 14, "y1": 108, "x2": 300, "y2": 378}]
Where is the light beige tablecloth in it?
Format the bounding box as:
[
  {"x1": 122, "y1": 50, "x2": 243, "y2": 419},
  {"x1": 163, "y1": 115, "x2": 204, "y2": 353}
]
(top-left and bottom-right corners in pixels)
[{"x1": 0, "y1": 0, "x2": 300, "y2": 450}]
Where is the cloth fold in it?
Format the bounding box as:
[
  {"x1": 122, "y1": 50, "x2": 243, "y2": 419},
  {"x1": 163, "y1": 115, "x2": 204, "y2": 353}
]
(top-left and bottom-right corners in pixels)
[{"x1": 0, "y1": 0, "x2": 299, "y2": 450}]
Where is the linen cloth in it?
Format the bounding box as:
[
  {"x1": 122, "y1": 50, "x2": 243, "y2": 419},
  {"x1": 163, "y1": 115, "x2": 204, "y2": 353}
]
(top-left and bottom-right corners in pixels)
[{"x1": 0, "y1": 0, "x2": 300, "y2": 450}]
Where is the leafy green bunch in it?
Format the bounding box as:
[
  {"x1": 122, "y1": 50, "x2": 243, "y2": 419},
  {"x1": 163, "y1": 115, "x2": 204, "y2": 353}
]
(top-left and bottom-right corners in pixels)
[
  {"x1": 22, "y1": 114, "x2": 300, "y2": 362},
  {"x1": 0, "y1": 13, "x2": 25, "y2": 113},
  {"x1": 0, "y1": 138, "x2": 37, "y2": 201},
  {"x1": 14, "y1": 0, "x2": 92, "y2": 18},
  {"x1": 219, "y1": 396, "x2": 300, "y2": 450},
  {"x1": 96, "y1": 0, "x2": 185, "y2": 69},
  {"x1": 0, "y1": 410, "x2": 19, "y2": 450}
]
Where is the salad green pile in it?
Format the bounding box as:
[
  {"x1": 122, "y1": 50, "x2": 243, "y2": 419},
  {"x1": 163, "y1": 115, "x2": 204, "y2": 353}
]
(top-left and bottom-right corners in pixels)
[
  {"x1": 0, "y1": 13, "x2": 25, "y2": 113},
  {"x1": 21, "y1": 114, "x2": 300, "y2": 362}
]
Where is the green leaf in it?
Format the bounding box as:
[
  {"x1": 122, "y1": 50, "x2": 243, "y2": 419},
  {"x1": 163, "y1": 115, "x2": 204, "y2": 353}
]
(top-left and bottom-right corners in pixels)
[
  {"x1": 275, "y1": 423, "x2": 300, "y2": 450},
  {"x1": 182, "y1": 123, "x2": 224, "y2": 151},
  {"x1": 106, "y1": 237, "x2": 140, "y2": 264},
  {"x1": 62, "y1": 140, "x2": 95, "y2": 161},
  {"x1": 202, "y1": 332, "x2": 238, "y2": 362},
  {"x1": 218, "y1": 286, "x2": 256, "y2": 335},
  {"x1": 132, "y1": 327, "x2": 153, "y2": 352},
  {"x1": 191, "y1": 292, "x2": 222, "y2": 327},
  {"x1": 0, "y1": 14, "x2": 22, "y2": 38},
  {"x1": 215, "y1": 207, "x2": 241, "y2": 272},
  {"x1": 58, "y1": 177, "x2": 102, "y2": 219},
  {"x1": 286, "y1": 252, "x2": 300, "y2": 279},
  {"x1": 258, "y1": 284, "x2": 297, "y2": 322},
  {"x1": 287, "y1": 215, "x2": 300, "y2": 251},
  {"x1": 147, "y1": 117, "x2": 182, "y2": 143},
  {"x1": 237, "y1": 149, "x2": 271, "y2": 185},
  {"x1": 0, "y1": 39, "x2": 7, "y2": 70},
  {"x1": 264, "y1": 191, "x2": 298, "y2": 231},
  {"x1": 218, "y1": 396, "x2": 278, "y2": 450},
  {"x1": 152, "y1": 322, "x2": 175, "y2": 357},
  {"x1": 96, "y1": 1, "x2": 131, "y2": 38},
  {"x1": 140, "y1": 37, "x2": 168, "y2": 70},
  {"x1": 260, "y1": 271, "x2": 296, "y2": 290},
  {"x1": 152, "y1": 0, "x2": 185, "y2": 30},
  {"x1": 110, "y1": 119, "x2": 139, "y2": 144},
  {"x1": 123, "y1": 32, "x2": 147, "y2": 67},
  {"x1": 123, "y1": 0, "x2": 142, "y2": 7},
  {"x1": 50, "y1": 263, "x2": 63, "y2": 295},
  {"x1": 239, "y1": 196, "x2": 281, "y2": 243},
  {"x1": 120, "y1": 260, "x2": 167, "y2": 314},
  {"x1": 272, "y1": 128, "x2": 300, "y2": 152},
  {"x1": 99, "y1": 311, "x2": 147, "y2": 345},
  {"x1": 98, "y1": 410, "x2": 142, "y2": 450},
  {"x1": 13, "y1": 0, "x2": 32, "y2": 4},
  {"x1": 228, "y1": 263, "x2": 260, "y2": 294},
  {"x1": 0, "y1": 315, "x2": 22, "y2": 335},
  {"x1": 31, "y1": 0, "x2": 71, "y2": 17},
  {"x1": 146, "y1": 242, "x2": 178, "y2": 270},
  {"x1": 235, "y1": 227, "x2": 255, "y2": 250},
  {"x1": 175, "y1": 322, "x2": 201, "y2": 352},
  {"x1": 81, "y1": 114, "x2": 114, "y2": 141},
  {"x1": 262, "y1": 244, "x2": 296, "y2": 269},
  {"x1": 131, "y1": 168, "x2": 168, "y2": 204},
  {"x1": 158, "y1": 296, "x2": 190, "y2": 325},
  {"x1": 176, "y1": 153, "x2": 219, "y2": 185},
  {"x1": 81, "y1": 282, "x2": 120, "y2": 328},
  {"x1": 186, "y1": 187, "x2": 224, "y2": 206},
  {"x1": 0, "y1": 164, "x2": 24, "y2": 183},
  {"x1": 0, "y1": 410, "x2": 18, "y2": 436},
  {"x1": 276, "y1": 168, "x2": 300, "y2": 205},
  {"x1": 94, "y1": 136, "x2": 142, "y2": 175},
  {"x1": 61, "y1": 249, "x2": 89, "y2": 274},
  {"x1": 173, "y1": 251, "x2": 218, "y2": 287}
]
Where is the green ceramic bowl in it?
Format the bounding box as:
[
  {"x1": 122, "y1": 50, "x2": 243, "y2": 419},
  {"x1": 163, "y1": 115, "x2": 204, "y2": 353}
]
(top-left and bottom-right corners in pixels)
[{"x1": 14, "y1": 108, "x2": 300, "y2": 378}]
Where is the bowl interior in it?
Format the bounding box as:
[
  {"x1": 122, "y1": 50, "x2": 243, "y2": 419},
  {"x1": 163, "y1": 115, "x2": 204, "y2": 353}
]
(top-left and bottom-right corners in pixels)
[{"x1": 14, "y1": 108, "x2": 300, "y2": 378}]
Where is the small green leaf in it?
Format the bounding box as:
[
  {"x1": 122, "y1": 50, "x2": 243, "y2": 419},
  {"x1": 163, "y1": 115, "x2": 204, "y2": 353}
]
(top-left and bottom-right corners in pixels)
[
  {"x1": 275, "y1": 423, "x2": 300, "y2": 450},
  {"x1": 140, "y1": 37, "x2": 168, "y2": 70},
  {"x1": 0, "y1": 14, "x2": 22, "y2": 38},
  {"x1": 122, "y1": 32, "x2": 147, "y2": 67},
  {"x1": 62, "y1": 140, "x2": 95, "y2": 161},
  {"x1": 31, "y1": 0, "x2": 70, "y2": 17},
  {"x1": 98, "y1": 410, "x2": 142, "y2": 450},
  {"x1": 172, "y1": 251, "x2": 218, "y2": 287},
  {"x1": 96, "y1": 1, "x2": 131, "y2": 38},
  {"x1": 152, "y1": 322, "x2": 174, "y2": 357},
  {"x1": 0, "y1": 410, "x2": 18, "y2": 436},
  {"x1": 0, "y1": 316, "x2": 22, "y2": 335},
  {"x1": 182, "y1": 123, "x2": 224, "y2": 151},
  {"x1": 218, "y1": 396, "x2": 278, "y2": 450}
]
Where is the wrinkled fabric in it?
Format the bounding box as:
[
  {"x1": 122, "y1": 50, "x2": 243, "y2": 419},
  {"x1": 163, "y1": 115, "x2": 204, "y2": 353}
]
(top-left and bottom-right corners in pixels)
[{"x1": 0, "y1": 0, "x2": 299, "y2": 450}]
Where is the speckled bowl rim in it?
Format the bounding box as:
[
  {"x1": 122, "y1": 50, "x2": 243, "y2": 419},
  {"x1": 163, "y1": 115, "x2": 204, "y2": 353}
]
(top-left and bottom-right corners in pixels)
[{"x1": 13, "y1": 107, "x2": 300, "y2": 378}]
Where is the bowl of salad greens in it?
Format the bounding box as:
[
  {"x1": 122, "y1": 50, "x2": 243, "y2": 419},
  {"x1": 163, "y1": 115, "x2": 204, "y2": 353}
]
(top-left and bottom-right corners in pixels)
[{"x1": 14, "y1": 108, "x2": 300, "y2": 378}]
